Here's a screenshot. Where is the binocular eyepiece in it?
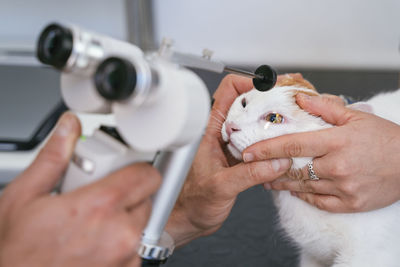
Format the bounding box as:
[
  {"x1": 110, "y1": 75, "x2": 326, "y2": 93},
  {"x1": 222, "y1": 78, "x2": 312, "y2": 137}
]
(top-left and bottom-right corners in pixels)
[
  {"x1": 37, "y1": 23, "x2": 144, "y2": 103},
  {"x1": 37, "y1": 23, "x2": 73, "y2": 69},
  {"x1": 95, "y1": 57, "x2": 137, "y2": 101}
]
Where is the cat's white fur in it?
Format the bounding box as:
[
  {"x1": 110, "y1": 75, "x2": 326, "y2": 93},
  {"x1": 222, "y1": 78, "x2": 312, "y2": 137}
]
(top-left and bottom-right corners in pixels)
[{"x1": 221, "y1": 86, "x2": 400, "y2": 267}]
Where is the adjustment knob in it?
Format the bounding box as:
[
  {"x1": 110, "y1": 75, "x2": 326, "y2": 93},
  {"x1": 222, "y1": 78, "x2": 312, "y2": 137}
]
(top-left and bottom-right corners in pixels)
[{"x1": 252, "y1": 65, "x2": 277, "y2": 92}]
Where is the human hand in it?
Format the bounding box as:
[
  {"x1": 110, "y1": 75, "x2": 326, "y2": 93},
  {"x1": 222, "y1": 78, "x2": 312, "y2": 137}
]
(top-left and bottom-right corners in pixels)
[
  {"x1": 243, "y1": 94, "x2": 400, "y2": 213},
  {"x1": 0, "y1": 113, "x2": 161, "y2": 267},
  {"x1": 165, "y1": 75, "x2": 291, "y2": 247}
]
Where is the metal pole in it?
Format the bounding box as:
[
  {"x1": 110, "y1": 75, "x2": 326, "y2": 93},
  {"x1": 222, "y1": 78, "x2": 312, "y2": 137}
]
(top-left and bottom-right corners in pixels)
[{"x1": 125, "y1": 0, "x2": 157, "y2": 51}]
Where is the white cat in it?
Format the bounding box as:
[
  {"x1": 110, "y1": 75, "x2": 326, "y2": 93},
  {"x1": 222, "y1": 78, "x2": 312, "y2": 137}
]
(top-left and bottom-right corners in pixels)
[{"x1": 221, "y1": 74, "x2": 400, "y2": 267}]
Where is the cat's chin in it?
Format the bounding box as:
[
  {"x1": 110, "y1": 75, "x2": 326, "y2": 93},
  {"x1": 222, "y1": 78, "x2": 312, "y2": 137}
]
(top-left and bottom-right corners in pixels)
[{"x1": 227, "y1": 143, "x2": 243, "y2": 161}]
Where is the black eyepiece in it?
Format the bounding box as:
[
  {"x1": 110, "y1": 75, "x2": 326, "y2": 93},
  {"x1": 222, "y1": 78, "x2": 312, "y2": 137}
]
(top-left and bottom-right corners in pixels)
[
  {"x1": 253, "y1": 65, "x2": 277, "y2": 92},
  {"x1": 37, "y1": 23, "x2": 73, "y2": 69},
  {"x1": 95, "y1": 57, "x2": 137, "y2": 101}
]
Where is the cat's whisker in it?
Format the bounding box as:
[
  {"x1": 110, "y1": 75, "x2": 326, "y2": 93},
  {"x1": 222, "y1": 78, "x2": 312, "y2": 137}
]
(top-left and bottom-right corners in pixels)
[
  {"x1": 209, "y1": 114, "x2": 224, "y2": 125},
  {"x1": 213, "y1": 108, "x2": 227, "y2": 120},
  {"x1": 208, "y1": 120, "x2": 223, "y2": 127},
  {"x1": 208, "y1": 122, "x2": 223, "y2": 130},
  {"x1": 207, "y1": 125, "x2": 223, "y2": 131}
]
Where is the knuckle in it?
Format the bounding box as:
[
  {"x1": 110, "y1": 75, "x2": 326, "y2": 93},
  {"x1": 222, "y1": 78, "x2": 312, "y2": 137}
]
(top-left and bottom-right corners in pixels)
[
  {"x1": 313, "y1": 198, "x2": 325, "y2": 210},
  {"x1": 137, "y1": 200, "x2": 153, "y2": 224},
  {"x1": 322, "y1": 95, "x2": 338, "y2": 106},
  {"x1": 246, "y1": 163, "x2": 263, "y2": 182},
  {"x1": 127, "y1": 163, "x2": 162, "y2": 191},
  {"x1": 113, "y1": 228, "x2": 139, "y2": 260},
  {"x1": 297, "y1": 180, "x2": 308, "y2": 192},
  {"x1": 347, "y1": 197, "x2": 364, "y2": 212},
  {"x1": 283, "y1": 142, "x2": 302, "y2": 157},
  {"x1": 258, "y1": 148, "x2": 272, "y2": 159},
  {"x1": 339, "y1": 181, "x2": 358, "y2": 197},
  {"x1": 329, "y1": 159, "x2": 351, "y2": 178},
  {"x1": 93, "y1": 187, "x2": 123, "y2": 209},
  {"x1": 305, "y1": 181, "x2": 316, "y2": 194},
  {"x1": 222, "y1": 74, "x2": 237, "y2": 85}
]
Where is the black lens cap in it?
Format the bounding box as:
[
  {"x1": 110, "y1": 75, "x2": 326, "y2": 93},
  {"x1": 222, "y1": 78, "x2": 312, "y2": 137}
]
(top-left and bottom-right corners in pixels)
[
  {"x1": 95, "y1": 57, "x2": 137, "y2": 101},
  {"x1": 252, "y1": 65, "x2": 277, "y2": 92},
  {"x1": 37, "y1": 23, "x2": 73, "y2": 69}
]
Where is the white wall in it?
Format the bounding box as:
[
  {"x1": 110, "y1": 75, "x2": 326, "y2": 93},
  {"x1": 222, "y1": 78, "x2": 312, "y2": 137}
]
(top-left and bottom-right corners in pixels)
[
  {"x1": 0, "y1": 0, "x2": 399, "y2": 70},
  {"x1": 0, "y1": 0, "x2": 127, "y2": 50},
  {"x1": 154, "y1": 0, "x2": 400, "y2": 70}
]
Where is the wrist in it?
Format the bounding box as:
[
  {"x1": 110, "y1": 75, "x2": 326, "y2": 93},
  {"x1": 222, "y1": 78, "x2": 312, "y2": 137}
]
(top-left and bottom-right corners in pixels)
[{"x1": 165, "y1": 205, "x2": 205, "y2": 248}]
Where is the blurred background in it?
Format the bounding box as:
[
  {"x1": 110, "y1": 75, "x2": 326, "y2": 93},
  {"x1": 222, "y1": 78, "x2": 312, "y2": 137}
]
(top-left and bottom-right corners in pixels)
[{"x1": 0, "y1": 0, "x2": 399, "y2": 266}]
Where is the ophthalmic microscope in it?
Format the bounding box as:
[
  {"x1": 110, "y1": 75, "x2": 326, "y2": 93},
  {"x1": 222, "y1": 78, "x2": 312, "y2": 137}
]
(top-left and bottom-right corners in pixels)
[{"x1": 36, "y1": 23, "x2": 277, "y2": 266}]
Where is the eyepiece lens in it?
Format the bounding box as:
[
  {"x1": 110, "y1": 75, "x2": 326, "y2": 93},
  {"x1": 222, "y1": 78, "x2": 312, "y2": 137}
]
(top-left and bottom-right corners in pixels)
[
  {"x1": 44, "y1": 30, "x2": 62, "y2": 58},
  {"x1": 105, "y1": 65, "x2": 123, "y2": 92},
  {"x1": 95, "y1": 57, "x2": 137, "y2": 101},
  {"x1": 37, "y1": 23, "x2": 73, "y2": 69}
]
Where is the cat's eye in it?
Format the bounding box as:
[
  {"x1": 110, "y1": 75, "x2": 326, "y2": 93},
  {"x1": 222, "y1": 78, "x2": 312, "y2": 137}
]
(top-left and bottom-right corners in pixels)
[
  {"x1": 241, "y1": 98, "x2": 247, "y2": 108},
  {"x1": 264, "y1": 113, "x2": 284, "y2": 124}
]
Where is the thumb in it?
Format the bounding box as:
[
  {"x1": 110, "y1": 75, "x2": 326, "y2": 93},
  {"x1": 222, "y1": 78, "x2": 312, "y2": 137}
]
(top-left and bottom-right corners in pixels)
[
  {"x1": 296, "y1": 93, "x2": 353, "y2": 126},
  {"x1": 10, "y1": 112, "x2": 81, "y2": 199},
  {"x1": 217, "y1": 158, "x2": 291, "y2": 198}
]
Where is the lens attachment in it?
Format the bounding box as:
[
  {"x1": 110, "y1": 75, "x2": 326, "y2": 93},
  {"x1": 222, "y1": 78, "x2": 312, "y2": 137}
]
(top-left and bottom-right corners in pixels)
[
  {"x1": 37, "y1": 23, "x2": 73, "y2": 69},
  {"x1": 95, "y1": 57, "x2": 137, "y2": 101},
  {"x1": 253, "y1": 65, "x2": 277, "y2": 92}
]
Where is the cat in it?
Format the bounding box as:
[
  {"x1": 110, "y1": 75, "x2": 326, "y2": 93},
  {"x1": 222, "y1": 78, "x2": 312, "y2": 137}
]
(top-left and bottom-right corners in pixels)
[{"x1": 221, "y1": 74, "x2": 400, "y2": 267}]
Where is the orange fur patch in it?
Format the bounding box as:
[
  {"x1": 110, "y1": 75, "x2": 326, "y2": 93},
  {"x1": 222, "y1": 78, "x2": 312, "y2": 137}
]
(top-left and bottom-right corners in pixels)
[{"x1": 276, "y1": 73, "x2": 316, "y2": 91}]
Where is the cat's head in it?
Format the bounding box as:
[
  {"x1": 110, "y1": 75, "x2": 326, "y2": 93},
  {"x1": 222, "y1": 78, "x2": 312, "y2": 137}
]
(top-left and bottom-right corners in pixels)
[{"x1": 221, "y1": 73, "x2": 330, "y2": 160}]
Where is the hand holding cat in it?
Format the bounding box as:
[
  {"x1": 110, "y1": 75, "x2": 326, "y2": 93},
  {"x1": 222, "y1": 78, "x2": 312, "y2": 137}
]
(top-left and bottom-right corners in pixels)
[
  {"x1": 165, "y1": 75, "x2": 291, "y2": 247},
  {"x1": 0, "y1": 113, "x2": 160, "y2": 267},
  {"x1": 244, "y1": 94, "x2": 400, "y2": 213}
]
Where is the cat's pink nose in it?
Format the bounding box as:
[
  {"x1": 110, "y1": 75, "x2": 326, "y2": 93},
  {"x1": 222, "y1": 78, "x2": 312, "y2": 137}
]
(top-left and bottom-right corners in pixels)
[{"x1": 225, "y1": 122, "x2": 241, "y2": 138}]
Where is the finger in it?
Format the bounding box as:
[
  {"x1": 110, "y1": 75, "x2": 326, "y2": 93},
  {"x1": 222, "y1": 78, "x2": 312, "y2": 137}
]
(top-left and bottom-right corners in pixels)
[
  {"x1": 71, "y1": 163, "x2": 161, "y2": 210},
  {"x1": 243, "y1": 129, "x2": 337, "y2": 161},
  {"x1": 127, "y1": 198, "x2": 152, "y2": 230},
  {"x1": 212, "y1": 74, "x2": 253, "y2": 115},
  {"x1": 320, "y1": 94, "x2": 346, "y2": 106},
  {"x1": 123, "y1": 256, "x2": 141, "y2": 267},
  {"x1": 296, "y1": 93, "x2": 353, "y2": 126},
  {"x1": 293, "y1": 192, "x2": 347, "y2": 213},
  {"x1": 285, "y1": 158, "x2": 331, "y2": 181},
  {"x1": 270, "y1": 178, "x2": 337, "y2": 196},
  {"x1": 7, "y1": 112, "x2": 81, "y2": 199},
  {"x1": 216, "y1": 158, "x2": 292, "y2": 198},
  {"x1": 207, "y1": 75, "x2": 253, "y2": 138}
]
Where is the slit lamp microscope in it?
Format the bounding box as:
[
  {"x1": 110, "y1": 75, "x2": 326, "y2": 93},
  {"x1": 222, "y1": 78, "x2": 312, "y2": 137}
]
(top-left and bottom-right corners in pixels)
[{"x1": 36, "y1": 23, "x2": 277, "y2": 266}]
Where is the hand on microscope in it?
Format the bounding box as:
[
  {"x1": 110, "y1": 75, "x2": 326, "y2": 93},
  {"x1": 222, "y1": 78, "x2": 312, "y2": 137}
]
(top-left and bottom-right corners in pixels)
[{"x1": 0, "y1": 113, "x2": 161, "y2": 267}]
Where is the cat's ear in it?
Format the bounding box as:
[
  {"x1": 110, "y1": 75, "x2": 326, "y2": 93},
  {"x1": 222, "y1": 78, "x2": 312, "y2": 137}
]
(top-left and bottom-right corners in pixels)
[
  {"x1": 277, "y1": 73, "x2": 317, "y2": 91},
  {"x1": 347, "y1": 102, "x2": 374, "y2": 114}
]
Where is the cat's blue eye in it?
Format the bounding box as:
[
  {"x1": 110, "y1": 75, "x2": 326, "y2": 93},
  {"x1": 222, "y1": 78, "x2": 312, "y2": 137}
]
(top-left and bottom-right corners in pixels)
[
  {"x1": 241, "y1": 98, "x2": 247, "y2": 108},
  {"x1": 264, "y1": 113, "x2": 284, "y2": 124}
]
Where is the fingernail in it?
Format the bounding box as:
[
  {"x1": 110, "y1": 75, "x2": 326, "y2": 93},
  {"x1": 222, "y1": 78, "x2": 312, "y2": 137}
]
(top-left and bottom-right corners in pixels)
[
  {"x1": 55, "y1": 113, "x2": 75, "y2": 137},
  {"x1": 271, "y1": 158, "x2": 291, "y2": 173},
  {"x1": 264, "y1": 183, "x2": 271, "y2": 190},
  {"x1": 290, "y1": 191, "x2": 298, "y2": 197},
  {"x1": 243, "y1": 153, "x2": 254, "y2": 162}
]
